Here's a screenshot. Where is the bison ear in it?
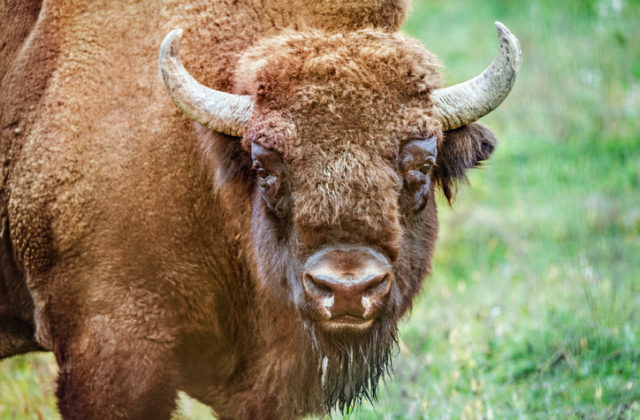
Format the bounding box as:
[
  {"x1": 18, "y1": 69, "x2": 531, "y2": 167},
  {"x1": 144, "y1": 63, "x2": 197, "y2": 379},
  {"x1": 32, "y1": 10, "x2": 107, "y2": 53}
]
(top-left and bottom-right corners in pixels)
[{"x1": 434, "y1": 122, "x2": 497, "y2": 204}]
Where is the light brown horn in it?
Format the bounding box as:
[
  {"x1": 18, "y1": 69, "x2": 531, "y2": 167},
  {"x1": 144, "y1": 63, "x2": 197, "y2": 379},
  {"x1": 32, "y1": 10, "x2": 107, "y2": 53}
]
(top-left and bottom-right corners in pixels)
[
  {"x1": 432, "y1": 22, "x2": 522, "y2": 131},
  {"x1": 159, "y1": 29, "x2": 254, "y2": 137}
]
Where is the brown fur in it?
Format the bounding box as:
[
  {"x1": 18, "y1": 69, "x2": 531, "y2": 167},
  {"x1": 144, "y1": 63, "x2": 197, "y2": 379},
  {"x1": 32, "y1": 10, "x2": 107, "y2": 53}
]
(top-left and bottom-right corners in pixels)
[
  {"x1": 0, "y1": 1, "x2": 497, "y2": 418},
  {"x1": 436, "y1": 123, "x2": 498, "y2": 203}
]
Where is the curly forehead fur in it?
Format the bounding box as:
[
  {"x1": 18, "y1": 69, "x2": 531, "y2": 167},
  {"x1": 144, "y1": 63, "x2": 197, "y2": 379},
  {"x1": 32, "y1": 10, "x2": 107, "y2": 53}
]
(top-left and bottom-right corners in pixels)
[
  {"x1": 234, "y1": 29, "x2": 444, "y2": 150},
  {"x1": 235, "y1": 29, "x2": 441, "y2": 100}
]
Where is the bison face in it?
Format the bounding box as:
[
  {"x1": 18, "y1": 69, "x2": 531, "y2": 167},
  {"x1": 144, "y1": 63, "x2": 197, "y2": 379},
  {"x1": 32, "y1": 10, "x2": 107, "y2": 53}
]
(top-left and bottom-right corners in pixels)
[
  {"x1": 160, "y1": 24, "x2": 519, "y2": 412},
  {"x1": 244, "y1": 112, "x2": 442, "y2": 411},
  {"x1": 245, "y1": 119, "x2": 440, "y2": 323},
  {"x1": 237, "y1": 31, "x2": 448, "y2": 327}
]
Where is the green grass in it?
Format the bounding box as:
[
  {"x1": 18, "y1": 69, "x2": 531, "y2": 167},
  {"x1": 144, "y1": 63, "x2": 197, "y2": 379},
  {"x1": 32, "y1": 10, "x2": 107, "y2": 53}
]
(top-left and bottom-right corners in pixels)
[
  {"x1": 2, "y1": 0, "x2": 639, "y2": 418},
  {"x1": 0, "y1": 354, "x2": 58, "y2": 420}
]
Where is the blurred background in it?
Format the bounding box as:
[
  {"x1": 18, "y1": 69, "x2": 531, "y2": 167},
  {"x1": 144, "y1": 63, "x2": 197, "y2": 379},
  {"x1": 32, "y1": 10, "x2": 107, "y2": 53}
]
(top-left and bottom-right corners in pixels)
[{"x1": 1, "y1": 0, "x2": 638, "y2": 419}]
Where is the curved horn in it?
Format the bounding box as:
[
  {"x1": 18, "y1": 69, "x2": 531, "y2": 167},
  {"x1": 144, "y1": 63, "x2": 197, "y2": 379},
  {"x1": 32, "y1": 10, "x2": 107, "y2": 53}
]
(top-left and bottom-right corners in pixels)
[
  {"x1": 159, "y1": 29, "x2": 254, "y2": 137},
  {"x1": 432, "y1": 22, "x2": 522, "y2": 131}
]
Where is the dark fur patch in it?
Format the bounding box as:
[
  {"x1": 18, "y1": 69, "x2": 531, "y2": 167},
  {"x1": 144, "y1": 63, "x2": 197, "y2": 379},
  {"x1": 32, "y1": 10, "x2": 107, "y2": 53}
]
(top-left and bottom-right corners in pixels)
[{"x1": 434, "y1": 122, "x2": 498, "y2": 203}]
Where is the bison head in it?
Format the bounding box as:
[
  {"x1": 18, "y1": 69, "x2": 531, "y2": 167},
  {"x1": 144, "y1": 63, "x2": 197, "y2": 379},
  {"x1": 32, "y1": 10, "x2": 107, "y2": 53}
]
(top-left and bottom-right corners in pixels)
[{"x1": 160, "y1": 24, "x2": 520, "y2": 412}]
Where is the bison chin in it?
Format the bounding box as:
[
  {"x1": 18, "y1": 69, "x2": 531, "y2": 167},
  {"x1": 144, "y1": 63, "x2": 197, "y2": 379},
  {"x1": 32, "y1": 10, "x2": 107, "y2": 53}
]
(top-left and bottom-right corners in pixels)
[{"x1": 306, "y1": 317, "x2": 398, "y2": 413}]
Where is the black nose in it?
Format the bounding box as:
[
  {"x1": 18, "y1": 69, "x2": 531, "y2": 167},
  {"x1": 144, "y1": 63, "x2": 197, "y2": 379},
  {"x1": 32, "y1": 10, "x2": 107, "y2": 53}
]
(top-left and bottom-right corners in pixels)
[{"x1": 302, "y1": 246, "x2": 393, "y2": 321}]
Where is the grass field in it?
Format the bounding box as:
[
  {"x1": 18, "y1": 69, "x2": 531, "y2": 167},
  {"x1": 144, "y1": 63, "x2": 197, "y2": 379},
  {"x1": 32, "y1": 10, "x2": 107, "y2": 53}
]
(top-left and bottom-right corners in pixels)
[{"x1": 1, "y1": 0, "x2": 639, "y2": 419}]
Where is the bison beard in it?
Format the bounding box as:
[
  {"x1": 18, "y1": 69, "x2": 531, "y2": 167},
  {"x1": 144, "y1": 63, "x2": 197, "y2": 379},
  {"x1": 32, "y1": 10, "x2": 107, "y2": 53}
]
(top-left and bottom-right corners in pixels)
[{"x1": 306, "y1": 318, "x2": 398, "y2": 413}]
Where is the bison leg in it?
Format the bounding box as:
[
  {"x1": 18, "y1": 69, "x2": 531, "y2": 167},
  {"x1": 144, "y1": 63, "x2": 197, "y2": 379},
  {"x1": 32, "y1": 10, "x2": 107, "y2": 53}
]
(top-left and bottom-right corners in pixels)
[{"x1": 55, "y1": 329, "x2": 179, "y2": 420}]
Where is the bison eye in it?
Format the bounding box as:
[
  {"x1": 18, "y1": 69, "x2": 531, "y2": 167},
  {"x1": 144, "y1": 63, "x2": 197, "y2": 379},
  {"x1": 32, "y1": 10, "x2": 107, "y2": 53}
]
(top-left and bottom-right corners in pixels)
[
  {"x1": 253, "y1": 163, "x2": 269, "y2": 179},
  {"x1": 419, "y1": 162, "x2": 433, "y2": 175},
  {"x1": 399, "y1": 136, "x2": 437, "y2": 213},
  {"x1": 250, "y1": 142, "x2": 290, "y2": 218},
  {"x1": 252, "y1": 161, "x2": 278, "y2": 189}
]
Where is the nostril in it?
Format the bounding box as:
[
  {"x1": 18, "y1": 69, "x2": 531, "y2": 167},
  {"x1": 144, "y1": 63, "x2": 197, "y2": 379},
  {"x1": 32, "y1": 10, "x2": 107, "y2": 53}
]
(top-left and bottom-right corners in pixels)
[
  {"x1": 303, "y1": 273, "x2": 333, "y2": 298},
  {"x1": 363, "y1": 274, "x2": 392, "y2": 298}
]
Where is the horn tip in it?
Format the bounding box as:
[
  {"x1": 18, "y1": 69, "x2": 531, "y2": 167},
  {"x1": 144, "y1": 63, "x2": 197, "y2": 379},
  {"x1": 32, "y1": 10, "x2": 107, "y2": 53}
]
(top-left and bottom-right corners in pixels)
[
  {"x1": 494, "y1": 21, "x2": 508, "y2": 34},
  {"x1": 159, "y1": 28, "x2": 187, "y2": 95},
  {"x1": 493, "y1": 21, "x2": 516, "y2": 43},
  {"x1": 161, "y1": 29, "x2": 184, "y2": 57},
  {"x1": 493, "y1": 21, "x2": 522, "y2": 71}
]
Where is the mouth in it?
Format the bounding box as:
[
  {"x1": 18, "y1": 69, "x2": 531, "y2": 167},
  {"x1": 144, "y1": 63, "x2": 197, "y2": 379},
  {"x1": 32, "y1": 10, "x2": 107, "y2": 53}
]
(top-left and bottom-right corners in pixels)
[{"x1": 321, "y1": 315, "x2": 374, "y2": 330}]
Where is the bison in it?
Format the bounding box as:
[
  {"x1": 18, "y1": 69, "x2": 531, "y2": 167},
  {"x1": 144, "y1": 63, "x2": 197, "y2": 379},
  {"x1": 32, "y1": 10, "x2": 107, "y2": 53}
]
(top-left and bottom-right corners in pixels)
[{"x1": 0, "y1": 0, "x2": 521, "y2": 418}]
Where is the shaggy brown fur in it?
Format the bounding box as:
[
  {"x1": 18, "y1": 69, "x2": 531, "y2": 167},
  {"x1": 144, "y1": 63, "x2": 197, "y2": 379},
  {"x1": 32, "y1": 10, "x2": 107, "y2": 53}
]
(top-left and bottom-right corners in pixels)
[{"x1": 1, "y1": 0, "x2": 497, "y2": 418}]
